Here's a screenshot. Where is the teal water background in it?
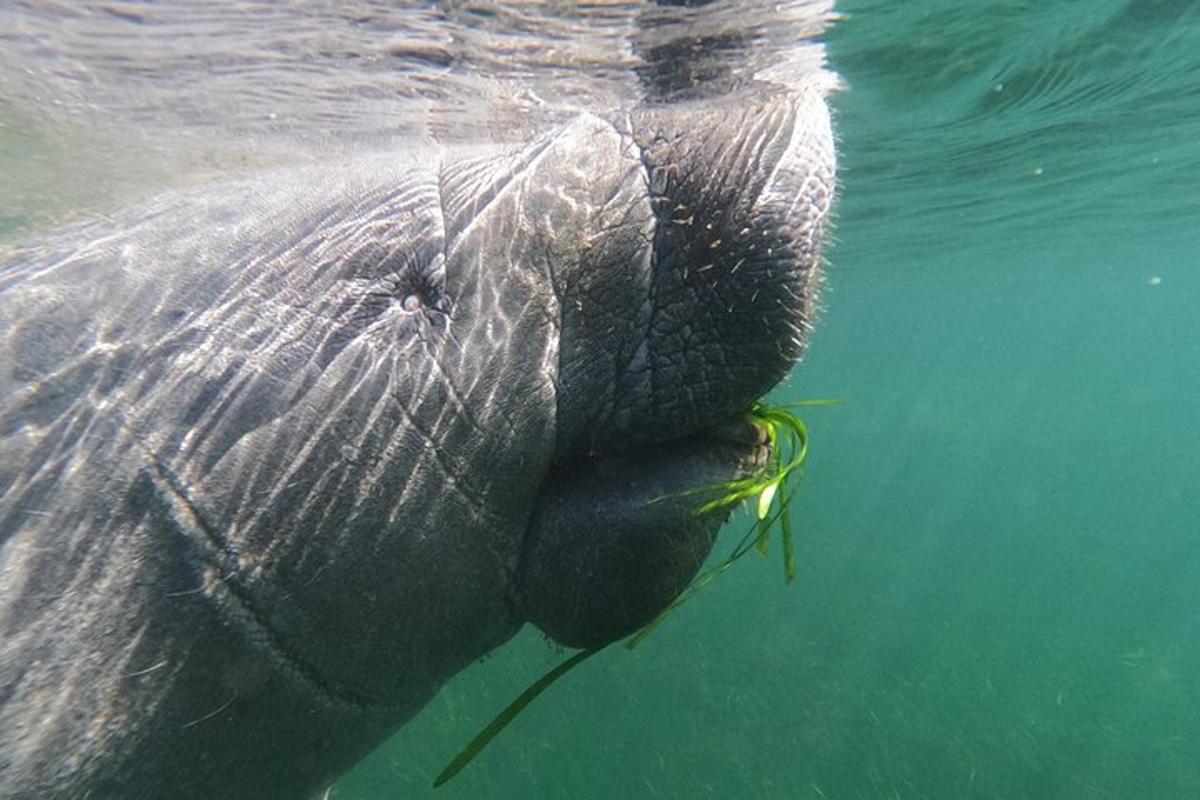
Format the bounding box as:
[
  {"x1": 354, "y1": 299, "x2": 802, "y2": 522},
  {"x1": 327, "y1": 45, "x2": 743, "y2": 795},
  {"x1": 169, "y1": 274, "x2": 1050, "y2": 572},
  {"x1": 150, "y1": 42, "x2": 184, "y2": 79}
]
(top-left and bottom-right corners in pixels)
[{"x1": 337, "y1": 2, "x2": 1200, "y2": 798}]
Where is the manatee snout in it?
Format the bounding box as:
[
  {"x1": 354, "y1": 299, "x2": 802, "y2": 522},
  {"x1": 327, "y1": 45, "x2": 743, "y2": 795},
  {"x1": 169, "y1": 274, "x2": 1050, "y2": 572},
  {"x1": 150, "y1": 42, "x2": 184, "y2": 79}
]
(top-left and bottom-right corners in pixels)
[{"x1": 516, "y1": 421, "x2": 769, "y2": 649}]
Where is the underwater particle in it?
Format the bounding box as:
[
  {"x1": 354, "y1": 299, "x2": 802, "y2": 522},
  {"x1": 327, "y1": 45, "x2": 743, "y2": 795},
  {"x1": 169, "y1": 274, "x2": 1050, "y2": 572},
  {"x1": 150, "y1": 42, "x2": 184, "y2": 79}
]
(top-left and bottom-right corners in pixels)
[
  {"x1": 1031, "y1": 166, "x2": 1043, "y2": 177},
  {"x1": 1147, "y1": 275, "x2": 1162, "y2": 286}
]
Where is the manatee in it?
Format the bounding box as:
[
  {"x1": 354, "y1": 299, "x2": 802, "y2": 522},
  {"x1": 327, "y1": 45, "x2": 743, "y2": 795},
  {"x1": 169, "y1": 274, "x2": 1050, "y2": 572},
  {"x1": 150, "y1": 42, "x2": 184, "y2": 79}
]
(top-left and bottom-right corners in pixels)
[{"x1": 0, "y1": 4, "x2": 836, "y2": 799}]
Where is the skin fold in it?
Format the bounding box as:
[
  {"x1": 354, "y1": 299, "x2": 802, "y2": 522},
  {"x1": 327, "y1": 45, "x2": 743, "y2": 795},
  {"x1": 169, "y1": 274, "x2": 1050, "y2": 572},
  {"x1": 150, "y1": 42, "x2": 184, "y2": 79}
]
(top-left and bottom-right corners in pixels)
[{"x1": 0, "y1": 71, "x2": 834, "y2": 800}]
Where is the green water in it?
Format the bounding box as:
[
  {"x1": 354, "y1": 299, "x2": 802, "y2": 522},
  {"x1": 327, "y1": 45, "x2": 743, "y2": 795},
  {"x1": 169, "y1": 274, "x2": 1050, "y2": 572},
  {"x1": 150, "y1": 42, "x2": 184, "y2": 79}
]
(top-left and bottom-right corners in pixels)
[{"x1": 337, "y1": 3, "x2": 1200, "y2": 798}]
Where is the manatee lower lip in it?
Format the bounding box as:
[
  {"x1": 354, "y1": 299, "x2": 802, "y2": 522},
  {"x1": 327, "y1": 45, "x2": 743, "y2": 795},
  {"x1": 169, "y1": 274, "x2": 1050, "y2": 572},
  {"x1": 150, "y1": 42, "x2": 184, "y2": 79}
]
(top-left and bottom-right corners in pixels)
[{"x1": 521, "y1": 411, "x2": 773, "y2": 648}]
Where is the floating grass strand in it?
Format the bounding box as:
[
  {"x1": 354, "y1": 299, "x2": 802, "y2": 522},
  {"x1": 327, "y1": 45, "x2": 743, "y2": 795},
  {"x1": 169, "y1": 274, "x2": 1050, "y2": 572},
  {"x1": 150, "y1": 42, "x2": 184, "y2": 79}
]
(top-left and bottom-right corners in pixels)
[
  {"x1": 433, "y1": 401, "x2": 832, "y2": 787},
  {"x1": 432, "y1": 646, "x2": 606, "y2": 788}
]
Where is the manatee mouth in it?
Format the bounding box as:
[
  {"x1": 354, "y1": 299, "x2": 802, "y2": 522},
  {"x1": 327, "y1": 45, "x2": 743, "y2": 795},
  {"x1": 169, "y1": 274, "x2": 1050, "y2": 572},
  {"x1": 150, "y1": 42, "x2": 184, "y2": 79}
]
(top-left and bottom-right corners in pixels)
[
  {"x1": 559, "y1": 410, "x2": 773, "y2": 501},
  {"x1": 517, "y1": 411, "x2": 772, "y2": 649},
  {"x1": 621, "y1": 413, "x2": 774, "y2": 484},
  {"x1": 518, "y1": 91, "x2": 833, "y2": 647},
  {"x1": 685, "y1": 414, "x2": 773, "y2": 466}
]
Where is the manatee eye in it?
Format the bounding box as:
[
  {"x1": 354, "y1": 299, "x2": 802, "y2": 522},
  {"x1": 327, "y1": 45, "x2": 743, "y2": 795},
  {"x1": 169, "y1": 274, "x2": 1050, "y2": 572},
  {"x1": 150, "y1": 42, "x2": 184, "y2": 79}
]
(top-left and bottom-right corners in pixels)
[
  {"x1": 389, "y1": 264, "x2": 443, "y2": 316},
  {"x1": 345, "y1": 243, "x2": 446, "y2": 321}
]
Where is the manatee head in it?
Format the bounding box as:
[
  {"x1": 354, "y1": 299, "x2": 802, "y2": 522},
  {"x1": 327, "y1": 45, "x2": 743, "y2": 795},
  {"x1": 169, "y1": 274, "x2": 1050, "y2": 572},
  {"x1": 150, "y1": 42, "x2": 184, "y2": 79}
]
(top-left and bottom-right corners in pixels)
[{"x1": 0, "y1": 54, "x2": 833, "y2": 800}]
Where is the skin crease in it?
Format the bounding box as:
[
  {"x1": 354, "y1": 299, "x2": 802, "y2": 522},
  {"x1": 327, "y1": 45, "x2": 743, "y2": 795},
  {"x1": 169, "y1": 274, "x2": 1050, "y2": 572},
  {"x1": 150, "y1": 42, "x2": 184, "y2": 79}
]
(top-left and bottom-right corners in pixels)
[{"x1": 0, "y1": 9, "x2": 836, "y2": 800}]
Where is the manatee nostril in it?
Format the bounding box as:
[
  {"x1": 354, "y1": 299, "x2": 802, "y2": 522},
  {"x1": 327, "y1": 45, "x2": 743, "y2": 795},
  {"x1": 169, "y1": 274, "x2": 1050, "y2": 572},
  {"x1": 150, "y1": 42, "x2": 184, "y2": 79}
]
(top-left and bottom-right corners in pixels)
[{"x1": 401, "y1": 294, "x2": 423, "y2": 313}]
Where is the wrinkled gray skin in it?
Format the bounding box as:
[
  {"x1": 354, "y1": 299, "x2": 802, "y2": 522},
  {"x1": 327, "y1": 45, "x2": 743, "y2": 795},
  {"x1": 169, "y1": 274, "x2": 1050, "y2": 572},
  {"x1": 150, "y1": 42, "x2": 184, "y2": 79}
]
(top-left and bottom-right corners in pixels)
[{"x1": 0, "y1": 75, "x2": 834, "y2": 800}]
